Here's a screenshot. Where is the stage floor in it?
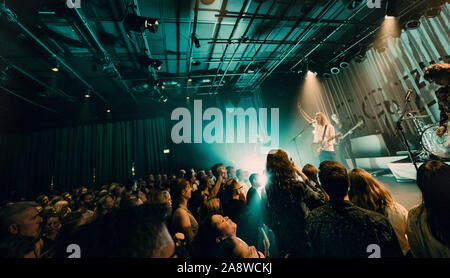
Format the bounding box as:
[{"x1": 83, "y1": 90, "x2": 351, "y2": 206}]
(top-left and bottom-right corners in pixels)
[{"x1": 376, "y1": 174, "x2": 422, "y2": 211}]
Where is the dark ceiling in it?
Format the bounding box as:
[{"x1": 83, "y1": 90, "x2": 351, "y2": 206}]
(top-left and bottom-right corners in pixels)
[{"x1": 0, "y1": 0, "x2": 445, "y2": 132}]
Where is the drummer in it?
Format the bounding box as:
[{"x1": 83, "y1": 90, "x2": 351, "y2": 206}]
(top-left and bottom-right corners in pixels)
[{"x1": 424, "y1": 63, "x2": 450, "y2": 138}]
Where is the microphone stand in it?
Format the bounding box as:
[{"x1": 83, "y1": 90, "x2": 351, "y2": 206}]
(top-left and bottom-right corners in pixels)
[
  {"x1": 291, "y1": 124, "x2": 311, "y2": 167},
  {"x1": 396, "y1": 94, "x2": 419, "y2": 172}
]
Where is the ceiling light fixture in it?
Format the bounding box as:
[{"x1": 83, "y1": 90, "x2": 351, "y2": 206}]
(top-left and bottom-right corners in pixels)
[
  {"x1": 331, "y1": 67, "x2": 340, "y2": 75},
  {"x1": 385, "y1": 0, "x2": 399, "y2": 17},
  {"x1": 192, "y1": 34, "x2": 201, "y2": 48},
  {"x1": 140, "y1": 56, "x2": 162, "y2": 71},
  {"x1": 84, "y1": 89, "x2": 91, "y2": 99},
  {"x1": 123, "y1": 14, "x2": 159, "y2": 33}
]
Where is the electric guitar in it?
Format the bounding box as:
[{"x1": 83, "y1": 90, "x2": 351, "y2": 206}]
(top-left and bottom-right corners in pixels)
[{"x1": 313, "y1": 120, "x2": 363, "y2": 154}]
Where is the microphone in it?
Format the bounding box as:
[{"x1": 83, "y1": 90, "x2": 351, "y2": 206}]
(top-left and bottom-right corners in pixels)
[{"x1": 405, "y1": 89, "x2": 414, "y2": 102}]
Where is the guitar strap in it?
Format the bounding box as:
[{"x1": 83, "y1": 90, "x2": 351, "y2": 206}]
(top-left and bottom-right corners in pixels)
[{"x1": 321, "y1": 125, "x2": 328, "y2": 143}]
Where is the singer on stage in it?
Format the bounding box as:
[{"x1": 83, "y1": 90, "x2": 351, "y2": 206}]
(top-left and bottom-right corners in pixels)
[{"x1": 298, "y1": 103, "x2": 336, "y2": 162}]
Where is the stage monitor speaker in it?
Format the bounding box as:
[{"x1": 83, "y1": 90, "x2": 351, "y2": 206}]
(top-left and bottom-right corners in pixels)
[{"x1": 350, "y1": 134, "x2": 390, "y2": 158}]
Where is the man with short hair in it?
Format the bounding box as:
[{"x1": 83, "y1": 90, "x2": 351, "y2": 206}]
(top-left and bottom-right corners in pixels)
[
  {"x1": 227, "y1": 166, "x2": 237, "y2": 180},
  {"x1": 305, "y1": 161, "x2": 403, "y2": 258},
  {"x1": 77, "y1": 192, "x2": 95, "y2": 222},
  {"x1": 0, "y1": 202, "x2": 43, "y2": 257},
  {"x1": 237, "y1": 169, "x2": 250, "y2": 197},
  {"x1": 57, "y1": 203, "x2": 176, "y2": 258},
  {"x1": 210, "y1": 163, "x2": 228, "y2": 200}
]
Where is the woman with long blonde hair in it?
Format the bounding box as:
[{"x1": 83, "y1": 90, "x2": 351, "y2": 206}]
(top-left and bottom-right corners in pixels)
[
  {"x1": 348, "y1": 168, "x2": 410, "y2": 255},
  {"x1": 297, "y1": 103, "x2": 336, "y2": 162}
]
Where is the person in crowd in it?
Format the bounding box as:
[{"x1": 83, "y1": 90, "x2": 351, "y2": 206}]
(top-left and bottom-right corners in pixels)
[
  {"x1": 222, "y1": 179, "x2": 246, "y2": 222},
  {"x1": 302, "y1": 163, "x2": 329, "y2": 201},
  {"x1": 95, "y1": 195, "x2": 115, "y2": 217},
  {"x1": 188, "y1": 175, "x2": 210, "y2": 221},
  {"x1": 178, "y1": 169, "x2": 186, "y2": 179},
  {"x1": 0, "y1": 235, "x2": 37, "y2": 258},
  {"x1": 215, "y1": 236, "x2": 265, "y2": 258},
  {"x1": 148, "y1": 174, "x2": 156, "y2": 188},
  {"x1": 199, "y1": 175, "x2": 214, "y2": 201},
  {"x1": 185, "y1": 169, "x2": 199, "y2": 191},
  {"x1": 264, "y1": 149, "x2": 326, "y2": 257},
  {"x1": 148, "y1": 189, "x2": 172, "y2": 218},
  {"x1": 406, "y1": 160, "x2": 450, "y2": 258},
  {"x1": 54, "y1": 200, "x2": 71, "y2": 220},
  {"x1": 306, "y1": 161, "x2": 403, "y2": 257},
  {"x1": 198, "y1": 198, "x2": 222, "y2": 225},
  {"x1": 36, "y1": 195, "x2": 49, "y2": 209},
  {"x1": 210, "y1": 163, "x2": 227, "y2": 201},
  {"x1": 236, "y1": 169, "x2": 250, "y2": 197},
  {"x1": 206, "y1": 169, "x2": 214, "y2": 181},
  {"x1": 348, "y1": 168, "x2": 410, "y2": 255},
  {"x1": 62, "y1": 192, "x2": 75, "y2": 209},
  {"x1": 191, "y1": 214, "x2": 237, "y2": 258},
  {"x1": 40, "y1": 213, "x2": 61, "y2": 257},
  {"x1": 76, "y1": 192, "x2": 95, "y2": 223},
  {"x1": 246, "y1": 173, "x2": 267, "y2": 226},
  {"x1": 0, "y1": 202, "x2": 43, "y2": 257},
  {"x1": 156, "y1": 174, "x2": 163, "y2": 188},
  {"x1": 227, "y1": 166, "x2": 237, "y2": 180},
  {"x1": 55, "y1": 203, "x2": 176, "y2": 258},
  {"x1": 170, "y1": 178, "x2": 198, "y2": 245},
  {"x1": 197, "y1": 170, "x2": 207, "y2": 180}
]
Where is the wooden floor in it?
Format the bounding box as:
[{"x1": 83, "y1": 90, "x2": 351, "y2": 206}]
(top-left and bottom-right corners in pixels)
[{"x1": 377, "y1": 174, "x2": 422, "y2": 210}]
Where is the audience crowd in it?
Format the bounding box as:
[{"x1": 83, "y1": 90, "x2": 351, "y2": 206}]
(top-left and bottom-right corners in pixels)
[{"x1": 0, "y1": 149, "x2": 449, "y2": 258}]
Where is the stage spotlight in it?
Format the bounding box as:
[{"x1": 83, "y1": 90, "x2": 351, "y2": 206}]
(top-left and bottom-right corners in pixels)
[
  {"x1": 307, "y1": 70, "x2": 317, "y2": 78},
  {"x1": 323, "y1": 72, "x2": 331, "y2": 78},
  {"x1": 124, "y1": 14, "x2": 159, "y2": 33},
  {"x1": 84, "y1": 89, "x2": 91, "y2": 99},
  {"x1": 188, "y1": 78, "x2": 192, "y2": 82},
  {"x1": 106, "y1": 109, "x2": 111, "y2": 113},
  {"x1": 405, "y1": 18, "x2": 421, "y2": 30},
  {"x1": 192, "y1": 34, "x2": 201, "y2": 48},
  {"x1": 339, "y1": 62, "x2": 350, "y2": 69},
  {"x1": 51, "y1": 62, "x2": 59, "y2": 72},
  {"x1": 331, "y1": 67, "x2": 340, "y2": 75},
  {"x1": 385, "y1": 0, "x2": 399, "y2": 17}
]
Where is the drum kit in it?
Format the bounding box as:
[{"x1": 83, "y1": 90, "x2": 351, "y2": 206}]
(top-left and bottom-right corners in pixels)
[{"x1": 404, "y1": 112, "x2": 450, "y2": 160}]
